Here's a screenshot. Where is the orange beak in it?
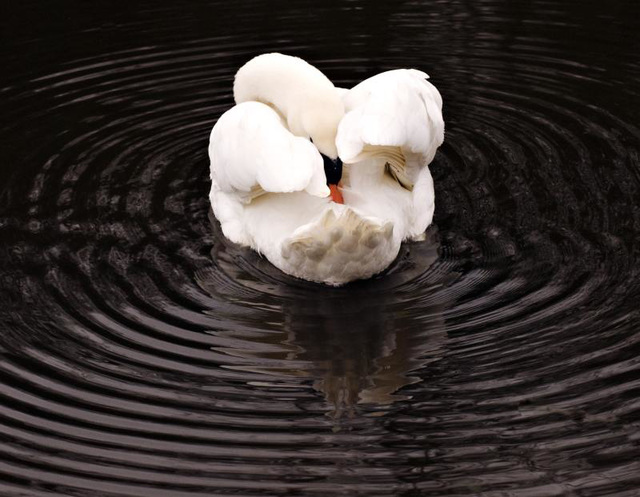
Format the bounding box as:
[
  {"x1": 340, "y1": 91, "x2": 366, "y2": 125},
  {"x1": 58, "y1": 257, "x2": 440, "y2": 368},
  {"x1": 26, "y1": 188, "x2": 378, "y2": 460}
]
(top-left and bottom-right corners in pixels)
[{"x1": 329, "y1": 184, "x2": 344, "y2": 204}]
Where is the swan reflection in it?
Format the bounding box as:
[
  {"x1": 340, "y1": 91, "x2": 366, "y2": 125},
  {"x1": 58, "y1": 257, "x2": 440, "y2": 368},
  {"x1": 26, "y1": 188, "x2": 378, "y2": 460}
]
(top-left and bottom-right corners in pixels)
[{"x1": 200, "y1": 221, "x2": 447, "y2": 417}]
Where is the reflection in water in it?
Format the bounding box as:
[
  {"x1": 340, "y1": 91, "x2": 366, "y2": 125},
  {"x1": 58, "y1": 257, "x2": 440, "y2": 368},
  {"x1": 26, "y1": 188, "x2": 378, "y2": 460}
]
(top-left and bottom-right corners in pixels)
[
  {"x1": 1, "y1": 0, "x2": 640, "y2": 494},
  {"x1": 200, "y1": 218, "x2": 447, "y2": 418}
]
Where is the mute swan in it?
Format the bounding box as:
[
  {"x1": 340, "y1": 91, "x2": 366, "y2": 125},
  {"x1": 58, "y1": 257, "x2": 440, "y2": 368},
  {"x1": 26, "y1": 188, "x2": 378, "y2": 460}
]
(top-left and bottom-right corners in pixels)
[{"x1": 208, "y1": 53, "x2": 444, "y2": 286}]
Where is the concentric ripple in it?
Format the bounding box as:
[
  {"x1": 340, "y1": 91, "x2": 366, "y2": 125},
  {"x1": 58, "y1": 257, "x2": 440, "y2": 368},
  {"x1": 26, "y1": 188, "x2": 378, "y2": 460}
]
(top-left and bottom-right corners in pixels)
[{"x1": 1, "y1": 0, "x2": 639, "y2": 495}]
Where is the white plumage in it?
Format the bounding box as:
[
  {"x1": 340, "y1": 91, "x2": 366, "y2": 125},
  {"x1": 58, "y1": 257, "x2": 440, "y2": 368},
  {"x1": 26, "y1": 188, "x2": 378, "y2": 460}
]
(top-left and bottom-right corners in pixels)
[
  {"x1": 208, "y1": 54, "x2": 444, "y2": 286},
  {"x1": 210, "y1": 102, "x2": 329, "y2": 200},
  {"x1": 234, "y1": 53, "x2": 344, "y2": 159},
  {"x1": 338, "y1": 69, "x2": 444, "y2": 177}
]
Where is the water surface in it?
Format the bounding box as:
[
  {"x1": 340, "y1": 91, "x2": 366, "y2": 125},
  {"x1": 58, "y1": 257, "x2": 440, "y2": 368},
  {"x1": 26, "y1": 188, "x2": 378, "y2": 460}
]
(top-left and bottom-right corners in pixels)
[{"x1": 1, "y1": 0, "x2": 640, "y2": 495}]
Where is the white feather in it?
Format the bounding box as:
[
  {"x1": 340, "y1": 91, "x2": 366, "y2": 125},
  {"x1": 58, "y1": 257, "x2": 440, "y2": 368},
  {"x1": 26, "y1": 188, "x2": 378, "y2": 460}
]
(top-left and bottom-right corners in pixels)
[
  {"x1": 234, "y1": 53, "x2": 344, "y2": 158},
  {"x1": 209, "y1": 56, "x2": 444, "y2": 286},
  {"x1": 337, "y1": 69, "x2": 444, "y2": 186},
  {"x1": 335, "y1": 69, "x2": 443, "y2": 239},
  {"x1": 209, "y1": 101, "x2": 330, "y2": 200}
]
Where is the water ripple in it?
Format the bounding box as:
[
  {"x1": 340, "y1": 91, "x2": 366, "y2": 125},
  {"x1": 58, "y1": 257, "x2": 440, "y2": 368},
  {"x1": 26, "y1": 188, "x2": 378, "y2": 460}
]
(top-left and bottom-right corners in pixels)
[{"x1": 1, "y1": 0, "x2": 639, "y2": 495}]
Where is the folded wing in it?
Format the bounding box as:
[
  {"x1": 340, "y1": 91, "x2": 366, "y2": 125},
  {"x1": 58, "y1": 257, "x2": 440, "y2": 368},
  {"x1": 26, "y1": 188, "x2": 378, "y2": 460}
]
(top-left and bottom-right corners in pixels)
[
  {"x1": 209, "y1": 101, "x2": 330, "y2": 201},
  {"x1": 336, "y1": 69, "x2": 444, "y2": 189}
]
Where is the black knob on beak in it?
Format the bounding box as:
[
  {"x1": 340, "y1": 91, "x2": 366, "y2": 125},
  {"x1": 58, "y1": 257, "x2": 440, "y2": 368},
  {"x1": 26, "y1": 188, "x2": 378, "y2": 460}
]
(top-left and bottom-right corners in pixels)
[{"x1": 321, "y1": 154, "x2": 343, "y2": 185}]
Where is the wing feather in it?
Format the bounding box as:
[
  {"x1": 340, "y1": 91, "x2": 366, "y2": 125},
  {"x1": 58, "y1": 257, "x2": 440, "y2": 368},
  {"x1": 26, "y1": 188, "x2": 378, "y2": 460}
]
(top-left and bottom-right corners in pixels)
[
  {"x1": 209, "y1": 101, "x2": 330, "y2": 201},
  {"x1": 336, "y1": 69, "x2": 444, "y2": 186}
]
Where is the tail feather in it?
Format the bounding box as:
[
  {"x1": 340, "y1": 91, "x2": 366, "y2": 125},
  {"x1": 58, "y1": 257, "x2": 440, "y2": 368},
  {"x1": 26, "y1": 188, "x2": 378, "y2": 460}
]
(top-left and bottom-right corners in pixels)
[{"x1": 280, "y1": 207, "x2": 396, "y2": 286}]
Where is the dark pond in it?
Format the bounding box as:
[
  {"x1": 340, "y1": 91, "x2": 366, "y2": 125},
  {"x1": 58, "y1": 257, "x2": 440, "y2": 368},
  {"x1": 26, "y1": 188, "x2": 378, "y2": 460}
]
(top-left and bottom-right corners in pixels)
[{"x1": 1, "y1": 0, "x2": 639, "y2": 495}]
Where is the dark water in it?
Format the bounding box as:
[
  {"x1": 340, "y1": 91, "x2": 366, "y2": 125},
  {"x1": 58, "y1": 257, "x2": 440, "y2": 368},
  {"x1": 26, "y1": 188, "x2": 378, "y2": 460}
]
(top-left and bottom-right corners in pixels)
[{"x1": 1, "y1": 0, "x2": 640, "y2": 495}]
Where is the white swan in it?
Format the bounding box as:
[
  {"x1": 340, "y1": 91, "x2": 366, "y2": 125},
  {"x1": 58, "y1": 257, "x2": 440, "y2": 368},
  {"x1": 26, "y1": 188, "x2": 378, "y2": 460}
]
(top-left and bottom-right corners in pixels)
[{"x1": 208, "y1": 53, "x2": 444, "y2": 286}]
